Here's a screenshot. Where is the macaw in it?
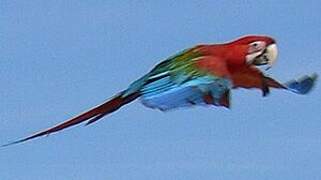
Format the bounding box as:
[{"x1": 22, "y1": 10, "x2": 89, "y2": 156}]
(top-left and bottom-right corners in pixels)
[{"x1": 3, "y1": 35, "x2": 317, "y2": 146}]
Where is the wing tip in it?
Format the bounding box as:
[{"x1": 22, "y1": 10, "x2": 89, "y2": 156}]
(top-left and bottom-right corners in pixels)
[{"x1": 286, "y1": 73, "x2": 318, "y2": 95}]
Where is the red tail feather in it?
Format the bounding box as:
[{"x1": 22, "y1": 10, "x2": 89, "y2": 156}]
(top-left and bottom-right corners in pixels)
[{"x1": 2, "y1": 92, "x2": 139, "y2": 146}]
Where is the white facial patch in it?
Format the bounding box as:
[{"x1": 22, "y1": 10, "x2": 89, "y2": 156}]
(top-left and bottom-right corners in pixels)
[
  {"x1": 246, "y1": 50, "x2": 264, "y2": 64},
  {"x1": 248, "y1": 41, "x2": 266, "y2": 54},
  {"x1": 246, "y1": 43, "x2": 278, "y2": 68}
]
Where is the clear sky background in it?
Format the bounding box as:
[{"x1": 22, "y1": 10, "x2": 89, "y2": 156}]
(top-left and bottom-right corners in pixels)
[{"x1": 1, "y1": 1, "x2": 320, "y2": 180}]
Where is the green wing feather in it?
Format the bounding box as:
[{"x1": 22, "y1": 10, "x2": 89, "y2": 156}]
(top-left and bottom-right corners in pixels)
[
  {"x1": 124, "y1": 46, "x2": 208, "y2": 96},
  {"x1": 148, "y1": 46, "x2": 208, "y2": 80}
]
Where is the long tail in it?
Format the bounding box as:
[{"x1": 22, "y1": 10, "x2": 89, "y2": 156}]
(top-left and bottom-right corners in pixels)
[
  {"x1": 2, "y1": 91, "x2": 140, "y2": 147},
  {"x1": 264, "y1": 73, "x2": 318, "y2": 95}
]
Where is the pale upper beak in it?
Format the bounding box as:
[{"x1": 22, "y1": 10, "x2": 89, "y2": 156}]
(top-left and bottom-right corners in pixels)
[{"x1": 252, "y1": 43, "x2": 278, "y2": 67}]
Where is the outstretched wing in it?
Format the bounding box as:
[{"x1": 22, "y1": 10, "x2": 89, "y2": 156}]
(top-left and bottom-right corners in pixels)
[
  {"x1": 138, "y1": 46, "x2": 232, "y2": 110},
  {"x1": 230, "y1": 66, "x2": 317, "y2": 96},
  {"x1": 230, "y1": 66, "x2": 281, "y2": 96}
]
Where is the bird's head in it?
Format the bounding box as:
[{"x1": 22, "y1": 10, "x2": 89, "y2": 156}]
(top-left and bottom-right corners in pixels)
[{"x1": 225, "y1": 35, "x2": 278, "y2": 69}]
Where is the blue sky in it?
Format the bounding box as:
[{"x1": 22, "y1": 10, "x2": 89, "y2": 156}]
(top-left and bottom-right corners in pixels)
[{"x1": 1, "y1": 1, "x2": 320, "y2": 180}]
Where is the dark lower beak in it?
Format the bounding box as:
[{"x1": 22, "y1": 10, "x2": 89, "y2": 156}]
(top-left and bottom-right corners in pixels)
[{"x1": 252, "y1": 53, "x2": 269, "y2": 66}]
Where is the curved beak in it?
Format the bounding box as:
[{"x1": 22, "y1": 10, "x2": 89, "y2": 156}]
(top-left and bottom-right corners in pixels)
[{"x1": 253, "y1": 44, "x2": 278, "y2": 68}]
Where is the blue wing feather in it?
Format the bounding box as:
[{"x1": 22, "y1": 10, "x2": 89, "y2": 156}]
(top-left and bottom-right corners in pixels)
[
  {"x1": 140, "y1": 75, "x2": 231, "y2": 110},
  {"x1": 285, "y1": 73, "x2": 317, "y2": 94}
]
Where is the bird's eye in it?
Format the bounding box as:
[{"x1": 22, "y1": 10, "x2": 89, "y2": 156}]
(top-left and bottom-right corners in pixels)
[
  {"x1": 252, "y1": 42, "x2": 259, "y2": 47},
  {"x1": 249, "y1": 41, "x2": 266, "y2": 53}
]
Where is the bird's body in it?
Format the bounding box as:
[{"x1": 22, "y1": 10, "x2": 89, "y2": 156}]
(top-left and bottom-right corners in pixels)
[{"x1": 3, "y1": 35, "x2": 317, "y2": 146}]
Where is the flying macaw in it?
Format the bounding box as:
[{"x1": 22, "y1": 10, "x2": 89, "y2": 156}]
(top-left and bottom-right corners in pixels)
[{"x1": 3, "y1": 35, "x2": 317, "y2": 146}]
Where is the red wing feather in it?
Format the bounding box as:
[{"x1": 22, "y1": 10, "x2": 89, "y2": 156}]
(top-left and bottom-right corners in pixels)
[{"x1": 230, "y1": 66, "x2": 285, "y2": 96}]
